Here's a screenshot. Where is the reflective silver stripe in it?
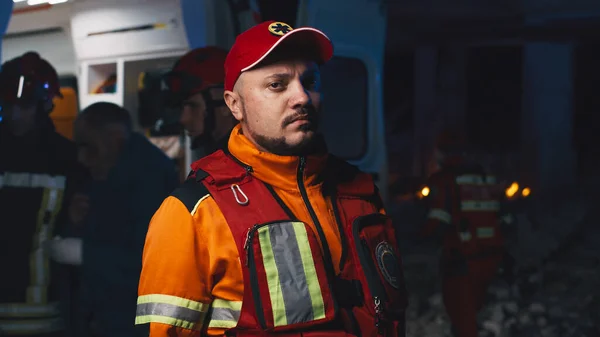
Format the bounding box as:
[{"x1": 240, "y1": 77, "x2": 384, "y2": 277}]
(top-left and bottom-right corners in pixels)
[
  {"x1": 207, "y1": 299, "x2": 242, "y2": 329},
  {"x1": 135, "y1": 294, "x2": 208, "y2": 330},
  {"x1": 136, "y1": 302, "x2": 203, "y2": 323},
  {"x1": 459, "y1": 232, "x2": 472, "y2": 242},
  {"x1": 427, "y1": 208, "x2": 452, "y2": 224},
  {"x1": 461, "y1": 200, "x2": 500, "y2": 211},
  {"x1": 0, "y1": 173, "x2": 66, "y2": 189},
  {"x1": 456, "y1": 174, "x2": 496, "y2": 185},
  {"x1": 500, "y1": 214, "x2": 514, "y2": 225},
  {"x1": 0, "y1": 317, "x2": 63, "y2": 334},
  {"x1": 0, "y1": 302, "x2": 61, "y2": 318},
  {"x1": 476, "y1": 227, "x2": 495, "y2": 238},
  {"x1": 258, "y1": 222, "x2": 326, "y2": 327}
]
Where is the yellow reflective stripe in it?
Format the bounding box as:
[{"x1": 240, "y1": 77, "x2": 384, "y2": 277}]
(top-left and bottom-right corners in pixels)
[
  {"x1": 135, "y1": 294, "x2": 208, "y2": 331},
  {"x1": 258, "y1": 227, "x2": 287, "y2": 326},
  {"x1": 455, "y1": 174, "x2": 496, "y2": 185},
  {"x1": 207, "y1": 299, "x2": 242, "y2": 329},
  {"x1": 190, "y1": 194, "x2": 210, "y2": 216},
  {"x1": 257, "y1": 222, "x2": 327, "y2": 327},
  {"x1": 292, "y1": 222, "x2": 325, "y2": 321},
  {"x1": 0, "y1": 302, "x2": 61, "y2": 318},
  {"x1": 0, "y1": 317, "x2": 63, "y2": 335},
  {"x1": 476, "y1": 227, "x2": 495, "y2": 238},
  {"x1": 461, "y1": 200, "x2": 500, "y2": 211},
  {"x1": 427, "y1": 208, "x2": 452, "y2": 224},
  {"x1": 28, "y1": 187, "x2": 63, "y2": 304}
]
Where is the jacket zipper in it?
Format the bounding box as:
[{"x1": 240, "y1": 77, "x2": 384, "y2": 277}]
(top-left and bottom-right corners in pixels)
[
  {"x1": 297, "y1": 157, "x2": 338, "y2": 311},
  {"x1": 243, "y1": 223, "x2": 267, "y2": 328}
]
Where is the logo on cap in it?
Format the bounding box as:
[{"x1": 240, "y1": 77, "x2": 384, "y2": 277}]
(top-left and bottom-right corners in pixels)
[{"x1": 268, "y1": 22, "x2": 293, "y2": 36}]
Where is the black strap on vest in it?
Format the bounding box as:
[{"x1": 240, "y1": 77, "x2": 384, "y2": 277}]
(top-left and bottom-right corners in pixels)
[{"x1": 170, "y1": 173, "x2": 211, "y2": 213}]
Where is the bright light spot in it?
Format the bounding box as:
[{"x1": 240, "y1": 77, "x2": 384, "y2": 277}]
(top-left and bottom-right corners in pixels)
[
  {"x1": 17, "y1": 76, "x2": 24, "y2": 98},
  {"x1": 522, "y1": 187, "x2": 531, "y2": 197},
  {"x1": 27, "y1": 0, "x2": 49, "y2": 5},
  {"x1": 13, "y1": 0, "x2": 27, "y2": 3},
  {"x1": 505, "y1": 182, "x2": 519, "y2": 198},
  {"x1": 27, "y1": 0, "x2": 67, "y2": 5},
  {"x1": 421, "y1": 186, "x2": 430, "y2": 197}
]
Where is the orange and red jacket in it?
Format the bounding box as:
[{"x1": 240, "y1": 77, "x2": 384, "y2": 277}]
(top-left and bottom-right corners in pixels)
[
  {"x1": 136, "y1": 125, "x2": 407, "y2": 337},
  {"x1": 420, "y1": 163, "x2": 505, "y2": 257}
]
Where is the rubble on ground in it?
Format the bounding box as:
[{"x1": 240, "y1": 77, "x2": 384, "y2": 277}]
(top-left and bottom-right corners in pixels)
[
  {"x1": 400, "y1": 192, "x2": 599, "y2": 337},
  {"x1": 403, "y1": 253, "x2": 600, "y2": 337}
]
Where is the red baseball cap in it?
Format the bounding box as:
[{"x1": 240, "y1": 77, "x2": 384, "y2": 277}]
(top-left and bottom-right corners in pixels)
[{"x1": 224, "y1": 20, "x2": 334, "y2": 91}]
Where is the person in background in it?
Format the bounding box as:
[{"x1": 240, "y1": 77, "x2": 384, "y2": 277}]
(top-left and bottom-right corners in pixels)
[
  {"x1": 420, "y1": 130, "x2": 507, "y2": 337},
  {"x1": 0, "y1": 51, "x2": 86, "y2": 337},
  {"x1": 49, "y1": 102, "x2": 179, "y2": 337},
  {"x1": 163, "y1": 46, "x2": 238, "y2": 159}
]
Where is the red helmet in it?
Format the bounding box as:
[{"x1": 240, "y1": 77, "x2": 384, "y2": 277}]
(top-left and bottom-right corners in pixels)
[
  {"x1": 164, "y1": 46, "x2": 227, "y2": 106},
  {"x1": 0, "y1": 52, "x2": 62, "y2": 107}
]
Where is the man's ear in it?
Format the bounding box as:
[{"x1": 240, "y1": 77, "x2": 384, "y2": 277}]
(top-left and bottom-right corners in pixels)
[{"x1": 224, "y1": 90, "x2": 243, "y2": 122}]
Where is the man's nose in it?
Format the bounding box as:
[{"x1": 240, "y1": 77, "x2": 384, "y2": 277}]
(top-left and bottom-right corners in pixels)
[{"x1": 289, "y1": 81, "x2": 311, "y2": 109}]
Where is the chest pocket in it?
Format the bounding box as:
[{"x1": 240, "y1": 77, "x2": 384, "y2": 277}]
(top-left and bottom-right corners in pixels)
[{"x1": 244, "y1": 221, "x2": 337, "y2": 330}]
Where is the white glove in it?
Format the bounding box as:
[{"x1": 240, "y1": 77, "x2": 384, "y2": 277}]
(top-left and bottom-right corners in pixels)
[{"x1": 47, "y1": 236, "x2": 83, "y2": 265}]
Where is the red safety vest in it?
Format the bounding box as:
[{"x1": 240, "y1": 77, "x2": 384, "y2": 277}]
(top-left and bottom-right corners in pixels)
[
  {"x1": 188, "y1": 150, "x2": 407, "y2": 337},
  {"x1": 424, "y1": 164, "x2": 505, "y2": 257}
]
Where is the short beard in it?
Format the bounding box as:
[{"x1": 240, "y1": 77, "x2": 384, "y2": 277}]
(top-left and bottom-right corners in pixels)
[
  {"x1": 251, "y1": 128, "x2": 318, "y2": 156},
  {"x1": 241, "y1": 102, "x2": 320, "y2": 156}
]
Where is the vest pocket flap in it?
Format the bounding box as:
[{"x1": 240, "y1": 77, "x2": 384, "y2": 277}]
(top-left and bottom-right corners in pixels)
[
  {"x1": 244, "y1": 221, "x2": 336, "y2": 331},
  {"x1": 350, "y1": 213, "x2": 407, "y2": 317}
]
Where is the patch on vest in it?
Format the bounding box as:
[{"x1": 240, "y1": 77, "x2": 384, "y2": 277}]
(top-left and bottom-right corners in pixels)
[{"x1": 375, "y1": 241, "x2": 400, "y2": 289}]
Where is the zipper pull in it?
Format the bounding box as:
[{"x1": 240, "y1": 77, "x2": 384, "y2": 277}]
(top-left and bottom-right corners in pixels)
[
  {"x1": 374, "y1": 296, "x2": 384, "y2": 335},
  {"x1": 244, "y1": 225, "x2": 258, "y2": 267}
]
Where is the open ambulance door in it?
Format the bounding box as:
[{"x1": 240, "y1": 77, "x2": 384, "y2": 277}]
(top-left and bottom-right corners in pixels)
[{"x1": 296, "y1": 0, "x2": 389, "y2": 202}]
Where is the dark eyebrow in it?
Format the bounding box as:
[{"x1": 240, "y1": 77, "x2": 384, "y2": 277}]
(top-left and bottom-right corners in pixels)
[{"x1": 265, "y1": 73, "x2": 292, "y2": 81}]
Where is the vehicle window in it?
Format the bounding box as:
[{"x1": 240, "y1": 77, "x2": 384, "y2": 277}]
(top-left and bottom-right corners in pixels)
[{"x1": 319, "y1": 56, "x2": 368, "y2": 160}]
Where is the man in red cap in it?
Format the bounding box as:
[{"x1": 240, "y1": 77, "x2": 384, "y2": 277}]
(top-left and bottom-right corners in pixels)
[
  {"x1": 136, "y1": 21, "x2": 408, "y2": 337},
  {"x1": 0, "y1": 52, "x2": 87, "y2": 337},
  {"x1": 164, "y1": 46, "x2": 238, "y2": 158}
]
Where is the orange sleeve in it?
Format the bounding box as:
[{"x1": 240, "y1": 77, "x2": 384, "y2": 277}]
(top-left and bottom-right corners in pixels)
[{"x1": 136, "y1": 194, "x2": 244, "y2": 337}]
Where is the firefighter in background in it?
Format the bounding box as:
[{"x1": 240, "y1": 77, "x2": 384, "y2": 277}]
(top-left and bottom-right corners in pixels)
[
  {"x1": 0, "y1": 52, "x2": 85, "y2": 337},
  {"x1": 163, "y1": 46, "x2": 238, "y2": 159},
  {"x1": 420, "y1": 130, "x2": 506, "y2": 337}
]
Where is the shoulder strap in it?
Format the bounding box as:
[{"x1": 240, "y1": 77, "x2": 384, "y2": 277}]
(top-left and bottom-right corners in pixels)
[
  {"x1": 190, "y1": 149, "x2": 293, "y2": 330},
  {"x1": 190, "y1": 149, "x2": 291, "y2": 227},
  {"x1": 170, "y1": 178, "x2": 211, "y2": 213}
]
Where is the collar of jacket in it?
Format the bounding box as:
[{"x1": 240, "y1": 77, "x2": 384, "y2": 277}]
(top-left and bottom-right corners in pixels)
[{"x1": 227, "y1": 124, "x2": 329, "y2": 191}]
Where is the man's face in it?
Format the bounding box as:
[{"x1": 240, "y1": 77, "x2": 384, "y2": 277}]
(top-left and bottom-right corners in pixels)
[
  {"x1": 73, "y1": 120, "x2": 119, "y2": 180},
  {"x1": 179, "y1": 92, "x2": 207, "y2": 139},
  {"x1": 230, "y1": 59, "x2": 321, "y2": 156},
  {"x1": 2, "y1": 101, "x2": 37, "y2": 137}
]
